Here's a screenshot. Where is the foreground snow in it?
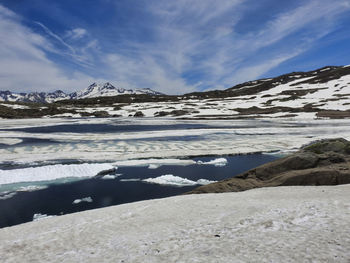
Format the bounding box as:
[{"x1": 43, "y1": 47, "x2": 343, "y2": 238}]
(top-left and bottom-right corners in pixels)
[{"x1": 0, "y1": 185, "x2": 349, "y2": 262}]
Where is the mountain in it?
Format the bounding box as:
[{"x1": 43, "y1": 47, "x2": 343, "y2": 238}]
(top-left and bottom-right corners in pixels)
[
  {"x1": 0, "y1": 83, "x2": 162, "y2": 103},
  {"x1": 0, "y1": 65, "x2": 349, "y2": 119}
]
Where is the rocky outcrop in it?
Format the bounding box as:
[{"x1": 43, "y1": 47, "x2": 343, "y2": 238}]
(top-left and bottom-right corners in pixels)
[{"x1": 187, "y1": 138, "x2": 350, "y2": 194}]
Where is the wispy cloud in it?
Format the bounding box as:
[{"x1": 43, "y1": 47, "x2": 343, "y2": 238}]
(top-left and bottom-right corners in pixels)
[
  {"x1": 102, "y1": 0, "x2": 350, "y2": 93},
  {"x1": 34, "y1": 22, "x2": 98, "y2": 67},
  {"x1": 35, "y1": 21, "x2": 75, "y2": 53},
  {"x1": 0, "y1": 5, "x2": 105, "y2": 93}
]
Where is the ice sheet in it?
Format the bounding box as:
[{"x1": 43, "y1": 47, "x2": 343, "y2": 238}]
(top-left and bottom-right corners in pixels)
[{"x1": 0, "y1": 163, "x2": 115, "y2": 185}]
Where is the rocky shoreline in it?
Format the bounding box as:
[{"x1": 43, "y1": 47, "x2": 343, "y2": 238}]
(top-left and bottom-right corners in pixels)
[{"x1": 188, "y1": 138, "x2": 350, "y2": 194}]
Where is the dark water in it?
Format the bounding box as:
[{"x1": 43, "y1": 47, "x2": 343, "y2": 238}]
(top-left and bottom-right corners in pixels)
[
  {"x1": 0, "y1": 154, "x2": 279, "y2": 228},
  {"x1": 3, "y1": 120, "x2": 296, "y2": 134},
  {"x1": 3, "y1": 123, "x2": 213, "y2": 133}
]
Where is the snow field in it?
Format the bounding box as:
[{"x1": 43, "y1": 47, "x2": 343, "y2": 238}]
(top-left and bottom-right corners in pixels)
[{"x1": 0, "y1": 185, "x2": 349, "y2": 262}]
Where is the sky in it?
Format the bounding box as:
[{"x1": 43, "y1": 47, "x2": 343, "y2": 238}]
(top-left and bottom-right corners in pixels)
[{"x1": 0, "y1": 0, "x2": 350, "y2": 94}]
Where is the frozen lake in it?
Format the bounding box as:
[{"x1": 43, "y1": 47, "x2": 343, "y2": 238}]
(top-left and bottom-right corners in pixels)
[
  {"x1": 1, "y1": 117, "x2": 350, "y2": 227},
  {"x1": 1, "y1": 117, "x2": 350, "y2": 164}
]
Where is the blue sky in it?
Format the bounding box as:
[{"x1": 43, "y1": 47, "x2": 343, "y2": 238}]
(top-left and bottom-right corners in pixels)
[{"x1": 0, "y1": 0, "x2": 350, "y2": 94}]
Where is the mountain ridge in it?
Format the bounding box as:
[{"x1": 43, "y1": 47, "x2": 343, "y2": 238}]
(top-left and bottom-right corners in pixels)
[{"x1": 0, "y1": 82, "x2": 163, "y2": 103}]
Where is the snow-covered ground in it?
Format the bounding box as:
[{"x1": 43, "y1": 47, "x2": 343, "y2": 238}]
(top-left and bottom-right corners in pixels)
[{"x1": 0, "y1": 184, "x2": 349, "y2": 262}]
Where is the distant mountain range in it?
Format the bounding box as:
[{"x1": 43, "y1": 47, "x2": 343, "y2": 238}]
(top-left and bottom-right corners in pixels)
[
  {"x1": 0, "y1": 82, "x2": 163, "y2": 103},
  {"x1": 1, "y1": 65, "x2": 350, "y2": 120}
]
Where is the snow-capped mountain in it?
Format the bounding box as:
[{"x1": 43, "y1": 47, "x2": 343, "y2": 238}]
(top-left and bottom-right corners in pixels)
[
  {"x1": 0, "y1": 83, "x2": 162, "y2": 103},
  {"x1": 70, "y1": 82, "x2": 162, "y2": 100},
  {"x1": 0, "y1": 90, "x2": 71, "y2": 103}
]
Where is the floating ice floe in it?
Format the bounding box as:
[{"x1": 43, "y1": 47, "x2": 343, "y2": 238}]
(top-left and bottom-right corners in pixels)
[
  {"x1": 72, "y1": 197, "x2": 93, "y2": 204},
  {"x1": 0, "y1": 163, "x2": 115, "y2": 185},
  {"x1": 148, "y1": 164, "x2": 160, "y2": 169},
  {"x1": 101, "y1": 174, "x2": 122, "y2": 180},
  {"x1": 143, "y1": 174, "x2": 216, "y2": 187},
  {"x1": 0, "y1": 191, "x2": 17, "y2": 200},
  {"x1": 197, "y1": 158, "x2": 228, "y2": 167}
]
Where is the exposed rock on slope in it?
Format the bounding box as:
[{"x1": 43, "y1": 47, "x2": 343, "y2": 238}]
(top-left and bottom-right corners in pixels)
[{"x1": 188, "y1": 138, "x2": 350, "y2": 194}]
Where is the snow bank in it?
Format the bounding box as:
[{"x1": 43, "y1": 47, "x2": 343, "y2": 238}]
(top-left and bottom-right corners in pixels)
[
  {"x1": 0, "y1": 163, "x2": 115, "y2": 185},
  {"x1": 197, "y1": 157, "x2": 228, "y2": 167},
  {"x1": 143, "y1": 174, "x2": 216, "y2": 186},
  {"x1": 0, "y1": 185, "x2": 349, "y2": 262}
]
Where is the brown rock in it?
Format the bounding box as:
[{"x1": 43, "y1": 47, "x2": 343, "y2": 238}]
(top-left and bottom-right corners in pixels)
[{"x1": 187, "y1": 138, "x2": 350, "y2": 194}]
